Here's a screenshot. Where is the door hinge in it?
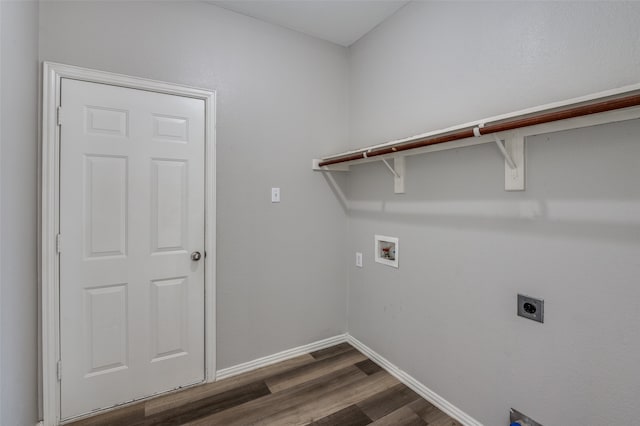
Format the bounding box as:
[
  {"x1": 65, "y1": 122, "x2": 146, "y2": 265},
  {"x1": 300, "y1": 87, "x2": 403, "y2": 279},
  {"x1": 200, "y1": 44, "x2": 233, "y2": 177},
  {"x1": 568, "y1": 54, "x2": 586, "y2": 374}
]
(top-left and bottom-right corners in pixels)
[
  {"x1": 57, "y1": 106, "x2": 63, "y2": 126},
  {"x1": 56, "y1": 234, "x2": 62, "y2": 254},
  {"x1": 57, "y1": 360, "x2": 62, "y2": 381}
]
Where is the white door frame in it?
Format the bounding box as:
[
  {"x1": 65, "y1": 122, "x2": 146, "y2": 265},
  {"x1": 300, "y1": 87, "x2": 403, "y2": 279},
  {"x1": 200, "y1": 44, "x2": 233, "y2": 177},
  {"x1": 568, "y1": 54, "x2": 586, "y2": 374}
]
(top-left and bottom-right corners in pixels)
[{"x1": 41, "y1": 62, "x2": 216, "y2": 425}]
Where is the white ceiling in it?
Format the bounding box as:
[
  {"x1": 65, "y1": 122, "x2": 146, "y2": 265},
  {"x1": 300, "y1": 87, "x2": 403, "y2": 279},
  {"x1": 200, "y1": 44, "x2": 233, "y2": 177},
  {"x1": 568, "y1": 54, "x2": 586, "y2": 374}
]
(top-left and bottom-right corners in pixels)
[{"x1": 208, "y1": 1, "x2": 409, "y2": 47}]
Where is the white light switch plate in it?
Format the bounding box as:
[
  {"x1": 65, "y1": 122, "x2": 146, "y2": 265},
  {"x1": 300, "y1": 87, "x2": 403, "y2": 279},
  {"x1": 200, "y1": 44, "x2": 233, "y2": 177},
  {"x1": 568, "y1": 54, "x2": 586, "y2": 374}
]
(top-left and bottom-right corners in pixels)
[
  {"x1": 271, "y1": 187, "x2": 280, "y2": 203},
  {"x1": 355, "y1": 252, "x2": 363, "y2": 268}
]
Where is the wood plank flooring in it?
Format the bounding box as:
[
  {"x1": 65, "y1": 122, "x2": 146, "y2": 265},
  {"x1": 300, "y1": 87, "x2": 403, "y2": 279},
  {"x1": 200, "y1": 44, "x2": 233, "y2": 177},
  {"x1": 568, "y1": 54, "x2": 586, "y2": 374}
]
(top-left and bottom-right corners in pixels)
[{"x1": 67, "y1": 343, "x2": 461, "y2": 426}]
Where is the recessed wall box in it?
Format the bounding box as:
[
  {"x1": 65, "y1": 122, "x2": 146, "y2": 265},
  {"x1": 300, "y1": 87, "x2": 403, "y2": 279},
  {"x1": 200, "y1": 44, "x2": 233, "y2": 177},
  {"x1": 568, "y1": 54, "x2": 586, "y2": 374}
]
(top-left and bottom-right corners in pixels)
[
  {"x1": 517, "y1": 294, "x2": 544, "y2": 323},
  {"x1": 374, "y1": 235, "x2": 398, "y2": 268}
]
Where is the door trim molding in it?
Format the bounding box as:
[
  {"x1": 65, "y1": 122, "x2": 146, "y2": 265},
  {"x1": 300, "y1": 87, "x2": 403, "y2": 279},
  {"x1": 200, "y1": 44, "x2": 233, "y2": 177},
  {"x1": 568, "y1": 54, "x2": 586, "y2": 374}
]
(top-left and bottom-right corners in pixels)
[{"x1": 41, "y1": 62, "x2": 217, "y2": 426}]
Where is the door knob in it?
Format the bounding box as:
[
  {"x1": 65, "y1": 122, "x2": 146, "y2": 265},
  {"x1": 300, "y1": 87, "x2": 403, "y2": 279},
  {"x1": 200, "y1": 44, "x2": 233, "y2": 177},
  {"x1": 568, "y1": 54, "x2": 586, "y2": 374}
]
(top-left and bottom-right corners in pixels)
[{"x1": 191, "y1": 251, "x2": 202, "y2": 261}]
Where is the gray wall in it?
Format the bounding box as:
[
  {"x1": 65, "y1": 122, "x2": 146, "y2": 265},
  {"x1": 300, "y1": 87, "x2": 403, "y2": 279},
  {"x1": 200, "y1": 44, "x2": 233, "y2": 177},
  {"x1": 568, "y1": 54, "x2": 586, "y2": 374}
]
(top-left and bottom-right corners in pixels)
[
  {"x1": 0, "y1": 1, "x2": 40, "y2": 425},
  {"x1": 5, "y1": 2, "x2": 640, "y2": 425},
  {"x1": 38, "y1": 0, "x2": 349, "y2": 370},
  {"x1": 346, "y1": 2, "x2": 640, "y2": 425},
  {"x1": 4, "y1": 6, "x2": 351, "y2": 425}
]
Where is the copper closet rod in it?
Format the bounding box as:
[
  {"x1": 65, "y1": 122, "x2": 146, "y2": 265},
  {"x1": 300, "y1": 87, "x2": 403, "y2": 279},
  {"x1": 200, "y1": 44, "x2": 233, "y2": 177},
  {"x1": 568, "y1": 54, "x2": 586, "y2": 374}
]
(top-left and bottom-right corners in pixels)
[{"x1": 318, "y1": 93, "x2": 640, "y2": 168}]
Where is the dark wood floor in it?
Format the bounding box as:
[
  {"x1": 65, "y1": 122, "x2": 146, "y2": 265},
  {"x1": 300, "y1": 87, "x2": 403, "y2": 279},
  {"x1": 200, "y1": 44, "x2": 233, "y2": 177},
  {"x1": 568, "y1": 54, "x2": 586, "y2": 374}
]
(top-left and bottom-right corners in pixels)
[{"x1": 68, "y1": 342, "x2": 461, "y2": 426}]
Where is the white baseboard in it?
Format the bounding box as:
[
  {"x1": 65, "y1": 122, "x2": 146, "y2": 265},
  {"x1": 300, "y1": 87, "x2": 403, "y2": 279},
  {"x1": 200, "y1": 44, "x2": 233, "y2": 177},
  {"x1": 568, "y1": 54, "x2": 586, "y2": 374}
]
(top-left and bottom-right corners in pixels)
[
  {"x1": 214, "y1": 332, "x2": 481, "y2": 426},
  {"x1": 215, "y1": 333, "x2": 348, "y2": 380},
  {"x1": 346, "y1": 334, "x2": 483, "y2": 426}
]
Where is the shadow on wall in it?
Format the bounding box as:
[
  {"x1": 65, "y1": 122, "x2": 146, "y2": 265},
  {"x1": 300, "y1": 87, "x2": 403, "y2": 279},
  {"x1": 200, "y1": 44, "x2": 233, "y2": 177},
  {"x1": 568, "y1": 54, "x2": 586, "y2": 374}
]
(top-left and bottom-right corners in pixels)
[{"x1": 321, "y1": 120, "x2": 640, "y2": 246}]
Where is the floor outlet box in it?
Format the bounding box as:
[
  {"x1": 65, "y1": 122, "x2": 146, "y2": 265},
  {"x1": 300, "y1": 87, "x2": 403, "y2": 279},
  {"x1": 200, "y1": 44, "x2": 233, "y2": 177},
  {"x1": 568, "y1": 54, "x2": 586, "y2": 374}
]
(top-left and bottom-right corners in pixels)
[
  {"x1": 517, "y1": 294, "x2": 544, "y2": 323},
  {"x1": 510, "y1": 408, "x2": 543, "y2": 426}
]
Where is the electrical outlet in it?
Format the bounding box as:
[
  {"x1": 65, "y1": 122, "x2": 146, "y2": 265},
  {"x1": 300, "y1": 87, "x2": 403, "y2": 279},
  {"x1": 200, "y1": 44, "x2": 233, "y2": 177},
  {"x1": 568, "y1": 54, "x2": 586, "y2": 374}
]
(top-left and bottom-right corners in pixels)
[
  {"x1": 355, "y1": 252, "x2": 363, "y2": 268},
  {"x1": 517, "y1": 294, "x2": 544, "y2": 323},
  {"x1": 271, "y1": 187, "x2": 280, "y2": 203}
]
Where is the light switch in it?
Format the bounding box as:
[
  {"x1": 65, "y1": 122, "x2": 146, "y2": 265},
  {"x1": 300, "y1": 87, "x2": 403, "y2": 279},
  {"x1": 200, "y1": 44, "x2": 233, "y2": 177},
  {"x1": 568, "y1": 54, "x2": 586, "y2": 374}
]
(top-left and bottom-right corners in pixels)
[
  {"x1": 271, "y1": 187, "x2": 280, "y2": 203},
  {"x1": 355, "y1": 252, "x2": 363, "y2": 268}
]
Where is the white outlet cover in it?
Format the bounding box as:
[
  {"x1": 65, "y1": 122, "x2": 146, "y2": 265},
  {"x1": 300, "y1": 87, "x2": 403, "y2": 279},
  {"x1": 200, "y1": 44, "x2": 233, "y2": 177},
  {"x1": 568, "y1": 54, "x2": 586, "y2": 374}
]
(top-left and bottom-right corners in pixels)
[
  {"x1": 355, "y1": 252, "x2": 363, "y2": 268},
  {"x1": 271, "y1": 187, "x2": 280, "y2": 203}
]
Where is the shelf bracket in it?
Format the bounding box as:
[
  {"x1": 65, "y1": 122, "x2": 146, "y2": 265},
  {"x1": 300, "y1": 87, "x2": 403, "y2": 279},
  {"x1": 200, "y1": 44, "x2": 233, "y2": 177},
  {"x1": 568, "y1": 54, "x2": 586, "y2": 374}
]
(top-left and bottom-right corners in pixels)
[
  {"x1": 499, "y1": 132, "x2": 525, "y2": 191},
  {"x1": 381, "y1": 158, "x2": 399, "y2": 178},
  {"x1": 494, "y1": 134, "x2": 517, "y2": 170},
  {"x1": 381, "y1": 157, "x2": 405, "y2": 194}
]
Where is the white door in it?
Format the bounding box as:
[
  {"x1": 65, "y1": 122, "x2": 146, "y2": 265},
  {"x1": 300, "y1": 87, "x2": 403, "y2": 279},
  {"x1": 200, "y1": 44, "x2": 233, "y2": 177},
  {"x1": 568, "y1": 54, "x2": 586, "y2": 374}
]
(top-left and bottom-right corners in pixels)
[{"x1": 59, "y1": 78, "x2": 206, "y2": 419}]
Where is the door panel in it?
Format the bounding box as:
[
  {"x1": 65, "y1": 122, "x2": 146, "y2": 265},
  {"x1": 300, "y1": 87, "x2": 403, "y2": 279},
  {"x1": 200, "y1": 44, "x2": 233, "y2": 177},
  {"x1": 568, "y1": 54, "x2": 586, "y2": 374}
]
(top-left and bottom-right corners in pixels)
[
  {"x1": 60, "y1": 78, "x2": 205, "y2": 419},
  {"x1": 85, "y1": 106, "x2": 129, "y2": 137},
  {"x1": 84, "y1": 284, "x2": 129, "y2": 376},
  {"x1": 151, "y1": 159, "x2": 188, "y2": 252},
  {"x1": 152, "y1": 114, "x2": 189, "y2": 142},
  {"x1": 84, "y1": 155, "x2": 128, "y2": 258},
  {"x1": 150, "y1": 277, "x2": 189, "y2": 361}
]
